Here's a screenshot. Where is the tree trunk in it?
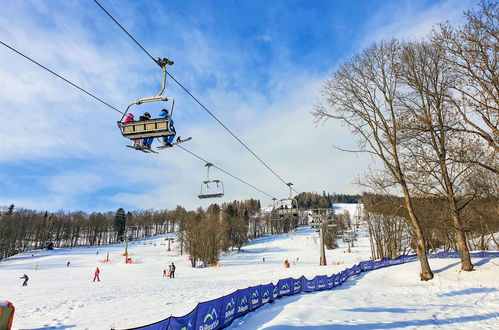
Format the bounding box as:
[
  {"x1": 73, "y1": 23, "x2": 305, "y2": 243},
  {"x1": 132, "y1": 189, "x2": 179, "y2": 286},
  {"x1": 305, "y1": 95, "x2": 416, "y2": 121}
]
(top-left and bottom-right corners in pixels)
[
  {"x1": 450, "y1": 209, "x2": 473, "y2": 271},
  {"x1": 402, "y1": 185, "x2": 434, "y2": 281}
]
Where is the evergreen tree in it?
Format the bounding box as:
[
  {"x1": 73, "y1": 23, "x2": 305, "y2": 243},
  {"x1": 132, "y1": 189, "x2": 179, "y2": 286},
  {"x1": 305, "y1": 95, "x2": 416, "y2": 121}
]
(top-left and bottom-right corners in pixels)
[{"x1": 114, "y1": 208, "x2": 126, "y2": 242}]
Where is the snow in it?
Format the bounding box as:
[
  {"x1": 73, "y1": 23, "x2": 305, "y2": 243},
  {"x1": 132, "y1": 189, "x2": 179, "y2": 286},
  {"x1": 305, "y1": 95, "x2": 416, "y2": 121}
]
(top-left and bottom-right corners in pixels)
[{"x1": 1, "y1": 219, "x2": 498, "y2": 329}]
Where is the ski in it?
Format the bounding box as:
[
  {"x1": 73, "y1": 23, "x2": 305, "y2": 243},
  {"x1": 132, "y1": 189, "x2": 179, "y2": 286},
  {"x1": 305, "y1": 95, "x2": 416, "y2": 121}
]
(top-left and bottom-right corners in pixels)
[
  {"x1": 126, "y1": 145, "x2": 158, "y2": 154},
  {"x1": 157, "y1": 137, "x2": 192, "y2": 149}
]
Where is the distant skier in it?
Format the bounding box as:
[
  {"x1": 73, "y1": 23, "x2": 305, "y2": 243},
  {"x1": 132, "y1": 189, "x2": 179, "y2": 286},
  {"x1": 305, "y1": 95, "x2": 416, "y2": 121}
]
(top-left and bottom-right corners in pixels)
[
  {"x1": 169, "y1": 263, "x2": 176, "y2": 278},
  {"x1": 20, "y1": 274, "x2": 29, "y2": 286},
  {"x1": 163, "y1": 269, "x2": 167, "y2": 277},
  {"x1": 67, "y1": 261, "x2": 70, "y2": 267},
  {"x1": 93, "y1": 267, "x2": 100, "y2": 282}
]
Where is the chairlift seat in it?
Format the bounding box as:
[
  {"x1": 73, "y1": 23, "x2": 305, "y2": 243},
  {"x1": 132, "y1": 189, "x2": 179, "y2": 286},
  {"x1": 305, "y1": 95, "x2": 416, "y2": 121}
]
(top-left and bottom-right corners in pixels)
[
  {"x1": 198, "y1": 193, "x2": 224, "y2": 199},
  {"x1": 198, "y1": 178, "x2": 224, "y2": 199},
  {"x1": 118, "y1": 118, "x2": 174, "y2": 139}
]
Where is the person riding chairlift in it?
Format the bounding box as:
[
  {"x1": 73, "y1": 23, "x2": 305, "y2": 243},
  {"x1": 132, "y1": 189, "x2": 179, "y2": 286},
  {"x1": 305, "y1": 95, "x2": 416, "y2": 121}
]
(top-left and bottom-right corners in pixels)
[
  {"x1": 124, "y1": 113, "x2": 140, "y2": 147},
  {"x1": 139, "y1": 112, "x2": 154, "y2": 149},
  {"x1": 158, "y1": 109, "x2": 180, "y2": 147}
]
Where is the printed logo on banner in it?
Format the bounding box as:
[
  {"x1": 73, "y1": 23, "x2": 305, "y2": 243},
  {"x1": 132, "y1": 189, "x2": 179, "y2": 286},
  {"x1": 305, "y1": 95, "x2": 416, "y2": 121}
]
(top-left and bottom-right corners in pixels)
[
  {"x1": 238, "y1": 296, "x2": 249, "y2": 313},
  {"x1": 334, "y1": 276, "x2": 340, "y2": 286},
  {"x1": 317, "y1": 278, "x2": 326, "y2": 289},
  {"x1": 279, "y1": 283, "x2": 290, "y2": 295},
  {"x1": 251, "y1": 290, "x2": 259, "y2": 306},
  {"x1": 293, "y1": 280, "x2": 301, "y2": 293},
  {"x1": 224, "y1": 298, "x2": 236, "y2": 320},
  {"x1": 262, "y1": 289, "x2": 270, "y2": 304},
  {"x1": 200, "y1": 308, "x2": 219, "y2": 330},
  {"x1": 327, "y1": 277, "x2": 334, "y2": 288},
  {"x1": 306, "y1": 280, "x2": 315, "y2": 290}
]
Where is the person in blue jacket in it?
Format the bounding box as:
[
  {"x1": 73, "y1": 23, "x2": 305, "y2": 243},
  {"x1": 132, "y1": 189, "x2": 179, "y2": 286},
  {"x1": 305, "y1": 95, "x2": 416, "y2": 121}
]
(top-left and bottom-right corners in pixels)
[
  {"x1": 159, "y1": 109, "x2": 176, "y2": 147},
  {"x1": 139, "y1": 112, "x2": 154, "y2": 149}
]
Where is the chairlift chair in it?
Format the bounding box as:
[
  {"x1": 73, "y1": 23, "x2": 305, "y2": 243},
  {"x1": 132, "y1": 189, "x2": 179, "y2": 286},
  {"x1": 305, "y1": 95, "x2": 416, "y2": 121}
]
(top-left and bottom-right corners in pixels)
[
  {"x1": 276, "y1": 183, "x2": 298, "y2": 216},
  {"x1": 117, "y1": 58, "x2": 176, "y2": 142},
  {"x1": 198, "y1": 163, "x2": 224, "y2": 199}
]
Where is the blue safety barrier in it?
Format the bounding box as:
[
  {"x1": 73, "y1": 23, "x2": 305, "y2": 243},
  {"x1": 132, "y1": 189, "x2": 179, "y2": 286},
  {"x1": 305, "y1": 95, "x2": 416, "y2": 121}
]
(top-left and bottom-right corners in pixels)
[{"x1": 129, "y1": 251, "x2": 498, "y2": 330}]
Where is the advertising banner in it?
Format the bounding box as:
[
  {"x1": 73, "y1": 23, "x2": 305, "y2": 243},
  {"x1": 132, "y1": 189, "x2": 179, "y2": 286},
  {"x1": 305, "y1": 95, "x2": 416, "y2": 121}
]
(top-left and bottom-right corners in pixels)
[
  {"x1": 168, "y1": 307, "x2": 198, "y2": 330},
  {"x1": 326, "y1": 275, "x2": 334, "y2": 289},
  {"x1": 304, "y1": 277, "x2": 316, "y2": 292},
  {"x1": 316, "y1": 275, "x2": 327, "y2": 290},
  {"x1": 236, "y1": 288, "x2": 250, "y2": 318},
  {"x1": 196, "y1": 298, "x2": 223, "y2": 330},
  {"x1": 220, "y1": 291, "x2": 237, "y2": 328},
  {"x1": 277, "y1": 278, "x2": 292, "y2": 297},
  {"x1": 260, "y1": 283, "x2": 273, "y2": 305},
  {"x1": 249, "y1": 285, "x2": 261, "y2": 311},
  {"x1": 292, "y1": 277, "x2": 303, "y2": 295}
]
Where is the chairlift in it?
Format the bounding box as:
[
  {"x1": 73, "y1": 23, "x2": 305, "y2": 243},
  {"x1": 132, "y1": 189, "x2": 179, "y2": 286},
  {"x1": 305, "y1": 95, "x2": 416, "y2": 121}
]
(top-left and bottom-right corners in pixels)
[
  {"x1": 117, "y1": 58, "x2": 185, "y2": 151},
  {"x1": 276, "y1": 183, "x2": 298, "y2": 216},
  {"x1": 198, "y1": 163, "x2": 224, "y2": 199}
]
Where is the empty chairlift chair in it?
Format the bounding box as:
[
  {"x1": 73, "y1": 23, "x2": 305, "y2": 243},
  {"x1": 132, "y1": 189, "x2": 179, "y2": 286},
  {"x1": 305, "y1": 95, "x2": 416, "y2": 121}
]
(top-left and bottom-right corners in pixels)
[{"x1": 198, "y1": 163, "x2": 224, "y2": 199}]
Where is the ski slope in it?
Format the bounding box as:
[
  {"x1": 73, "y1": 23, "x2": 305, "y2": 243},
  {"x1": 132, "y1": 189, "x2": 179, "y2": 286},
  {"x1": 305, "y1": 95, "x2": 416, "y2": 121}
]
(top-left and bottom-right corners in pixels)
[{"x1": 1, "y1": 216, "x2": 498, "y2": 329}]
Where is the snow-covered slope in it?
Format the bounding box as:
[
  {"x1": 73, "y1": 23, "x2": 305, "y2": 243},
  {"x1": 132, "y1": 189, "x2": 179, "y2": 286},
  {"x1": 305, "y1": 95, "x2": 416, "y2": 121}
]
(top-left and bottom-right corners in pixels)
[{"x1": 1, "y1": 224, "x2": 498, "y2": 329}]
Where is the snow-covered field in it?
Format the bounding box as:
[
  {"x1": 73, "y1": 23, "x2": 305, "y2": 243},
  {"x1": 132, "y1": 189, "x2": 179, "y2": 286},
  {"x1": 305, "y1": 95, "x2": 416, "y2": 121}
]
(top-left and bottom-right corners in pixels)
[{"x1": 1, "y1": 208, "x2": 498, "y2": 329}]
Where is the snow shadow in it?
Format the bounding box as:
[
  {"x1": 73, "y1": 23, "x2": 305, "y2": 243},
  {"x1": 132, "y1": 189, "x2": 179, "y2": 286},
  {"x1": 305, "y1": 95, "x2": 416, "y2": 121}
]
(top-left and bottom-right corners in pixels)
[
  {"x1": 261, "y1": 312, "x2": 499, "y2": 329},
  {"x1": 473, "y1": 258, "x2": 491, "y2": 267},
  {"x1": 432, "y1": 261, "x2": 460, "y2": 273},
  {"x1": 438, "y1": 287, "x2": 498, "y2": 297}
]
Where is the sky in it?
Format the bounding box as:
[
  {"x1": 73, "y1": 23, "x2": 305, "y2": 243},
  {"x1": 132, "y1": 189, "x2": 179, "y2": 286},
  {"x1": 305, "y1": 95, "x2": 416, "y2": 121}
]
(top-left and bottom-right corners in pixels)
[{"x1": 0, "y1": 0, "x2": 478, "y2": 212}]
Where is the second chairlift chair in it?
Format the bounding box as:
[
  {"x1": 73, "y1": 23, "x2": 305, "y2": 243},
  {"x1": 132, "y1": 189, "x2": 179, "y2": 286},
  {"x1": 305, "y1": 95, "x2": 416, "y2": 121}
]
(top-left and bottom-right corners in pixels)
[{"x1": 198, "y1": 163, "x2": 225, "y2": 199}]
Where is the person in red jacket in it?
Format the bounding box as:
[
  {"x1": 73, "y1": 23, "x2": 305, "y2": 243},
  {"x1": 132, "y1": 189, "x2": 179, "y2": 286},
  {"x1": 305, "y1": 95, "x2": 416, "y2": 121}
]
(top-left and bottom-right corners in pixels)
[
  {"x1": 93, "y1": 267, "x2": 100, "y2": 282},
  {"x1": 124, "y1": 113, "x2": 140, "y2": 147}
]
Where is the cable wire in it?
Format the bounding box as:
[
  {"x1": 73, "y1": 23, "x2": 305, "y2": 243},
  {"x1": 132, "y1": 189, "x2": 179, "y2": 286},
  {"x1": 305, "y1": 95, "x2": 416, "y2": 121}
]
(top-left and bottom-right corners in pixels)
[
  {"x1": 92, "y1": 0, "x2": 300, "y2": 195},
  {"x1": 0, "y1": 38, "x2": 276, "y2": 199},
  {"x1": 176, "y1": 145, "x2": 277, "y2": 199},
  {"x1": 0, "y1": 39, "x2": 124, "y2": 115}
]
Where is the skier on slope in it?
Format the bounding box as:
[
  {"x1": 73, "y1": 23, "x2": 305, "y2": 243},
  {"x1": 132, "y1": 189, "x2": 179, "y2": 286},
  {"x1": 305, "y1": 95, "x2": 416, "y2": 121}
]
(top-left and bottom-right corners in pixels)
[
  {"x1": 93, "y1": 267, "x2": 100, "y2": 282},
  {"x1": 20, "y1": 274, "x2": 29, "y2": 286}
]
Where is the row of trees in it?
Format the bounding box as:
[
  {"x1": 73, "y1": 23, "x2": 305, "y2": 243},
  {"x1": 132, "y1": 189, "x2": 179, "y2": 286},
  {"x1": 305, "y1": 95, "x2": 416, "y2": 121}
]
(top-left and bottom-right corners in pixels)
[
  {"x1": 0, "y1": 199, "x2": 267, "y2": 264},
  {"x1": 314, "y1": 1, "x2": 498, "y2": 280},
  {"x1": 296, "y1": 192, "x2": 361, "y2": 208},
  {"x1": 0, "y1": 204, "x2": 183, "y2": 259},
  {"x1": 363, "y1": 193, "x2": 499, "y2": 260}
]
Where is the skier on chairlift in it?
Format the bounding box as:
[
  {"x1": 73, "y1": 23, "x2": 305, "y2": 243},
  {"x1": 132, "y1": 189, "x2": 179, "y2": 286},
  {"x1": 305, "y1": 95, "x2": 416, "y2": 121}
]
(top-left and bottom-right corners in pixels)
[
  {"x1": 159, "y1": 109, "x2": 180, "y2": 147},
  {"x1": 139, "y1": 112, "x2": 154, "y2": 149},
  {"x1": 124, "y1": 113, "x2": 140, "y2": 147}
]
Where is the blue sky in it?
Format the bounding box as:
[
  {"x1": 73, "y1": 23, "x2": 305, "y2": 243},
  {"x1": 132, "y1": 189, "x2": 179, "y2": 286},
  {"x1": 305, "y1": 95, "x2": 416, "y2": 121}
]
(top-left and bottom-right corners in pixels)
[{"x1": 0, "y1": 0, "x2": 477, "y2": 212}]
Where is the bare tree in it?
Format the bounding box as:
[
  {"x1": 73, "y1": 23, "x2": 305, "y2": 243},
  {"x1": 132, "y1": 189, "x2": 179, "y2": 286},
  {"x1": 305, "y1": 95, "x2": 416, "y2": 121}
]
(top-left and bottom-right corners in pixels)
[
  {"x1": 314, "y1": 40, "x2": 434, "y2": 280},
  {"x1": 433, "y1": 0, "x2": 498, "y2": 174},
  {"x1": 398, "y1": 40, "x2": 476, "y2": 270}
]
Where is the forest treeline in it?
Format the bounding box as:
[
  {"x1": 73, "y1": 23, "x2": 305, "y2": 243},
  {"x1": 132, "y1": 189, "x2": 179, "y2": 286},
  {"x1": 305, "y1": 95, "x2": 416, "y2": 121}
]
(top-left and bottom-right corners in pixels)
[
  {"x1": 296, "y1": 192, "x2": 361, "y2": 208},
  {"x1": 313, "y1": 0, "x2": 498, "y2": 279},
  {"x1": 363, "y1": 193, "x2": 499, "y2": 260},
  {"x1": 1, "y1": 197, "x2": 304, "y2": 265},
  {"x1": 0, "y1": 200, "x2": 266, "y2": 262}
]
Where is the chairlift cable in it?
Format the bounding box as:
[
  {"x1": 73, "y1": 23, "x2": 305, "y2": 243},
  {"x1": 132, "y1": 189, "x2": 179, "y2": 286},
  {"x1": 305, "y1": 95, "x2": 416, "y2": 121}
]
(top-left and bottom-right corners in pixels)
[
  {"x1": 0, "y1": 39, "x2": 278, "y2": 201},
  {"x1": 176, "y1": 145, "x2": 276, "y2": 199},
  {"x1": 0, "y1": 39, "x2": 124, "y2": 115},
  {"x1": 92, "y1": 0, "x2": 299, "y2": 196}
]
